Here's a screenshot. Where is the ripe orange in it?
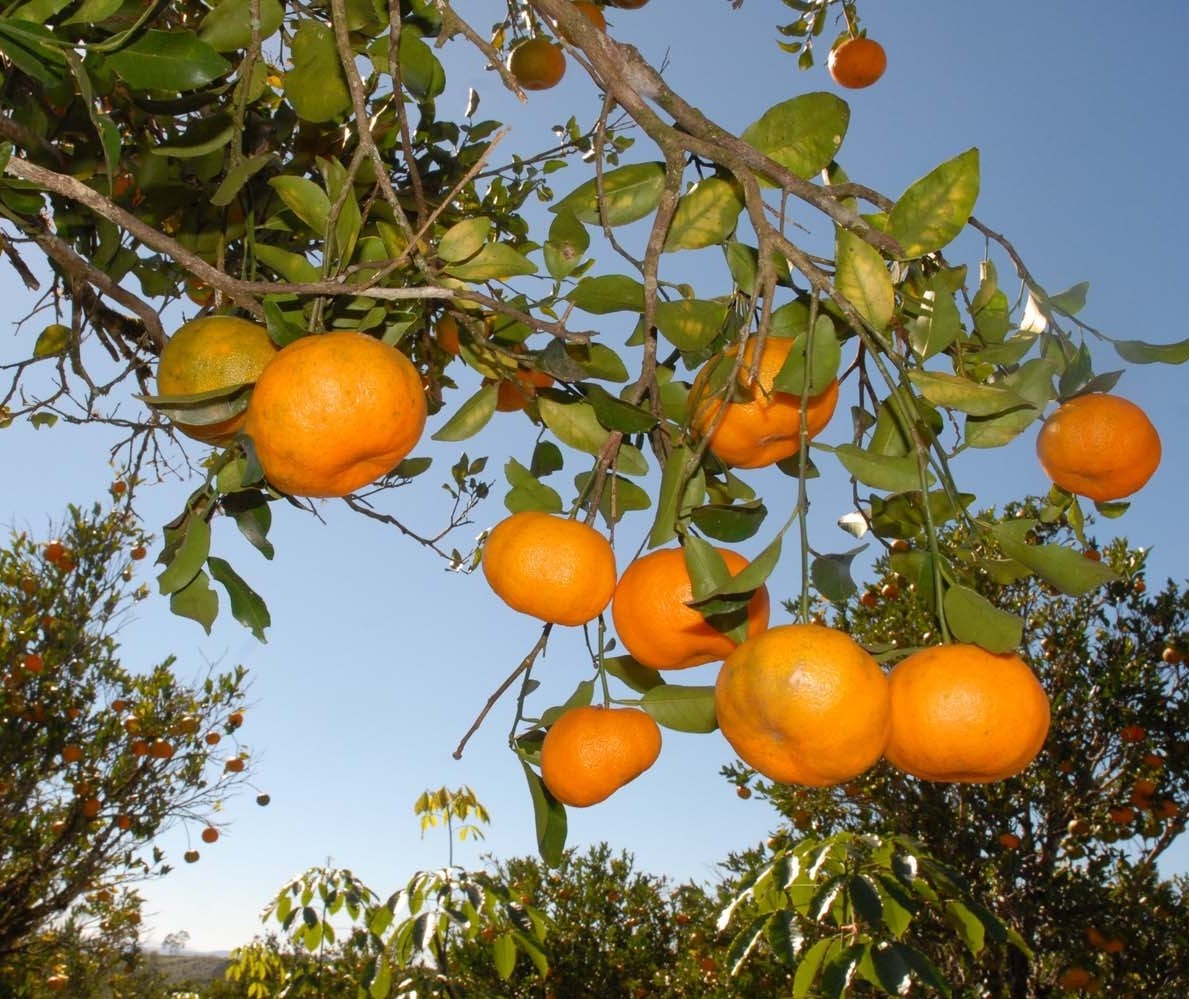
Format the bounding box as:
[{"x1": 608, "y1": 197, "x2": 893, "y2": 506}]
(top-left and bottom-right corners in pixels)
[
  {"x1": 148, "y1": 739, "x2": 175, "y2": 760},
  {"x1": 885, "y1": 644, "x2": 1050, "y2": 782},
  {"x1": 605, "y1": 0, "x2": 648, "y2": 7},
  {"x1": 689, "y1": 336, "x2": 839, "y2": 469},
  {"x1": 540, "y1": 705, "x2": 661, "y2": 806},
  {"x1": 1119, "y1": 723, "x2": 1146, "y2": 743},
  {"x1": 201, "y1": 826, "x2": 220, "y2": 844},
  {"x1": 715, "y1": 623, "x2": 891, "y2": 787},
  {"x1": 435, "y1": 314, "x2": 462, "y2": 356},
  {"x1": 997, "y1": 832, "x2": 1021, "y2": 850},
  {"x1": 243, "y1": 331, "x2": 427, "y2": 498},
  {"x1": 492, "y1": 366, "x2": 555, "y2": 412},
  {"x1": 22, "y1": 653, "x2": 44, "y2": 674},
  {"x1": 1058, "y1": 967, "x2": 1095, "y2": 991},
  {"x1": 1035, "y1": 393, "x2": 1161, "y2": 502},
  {"x1": 507, "y1": 37, "x2": 567, "y2": 91},
  {"x1": 61, "y1": 744, "x2": 83, "y2": 764},
  {"x1": 156, "y1": 316, "x2": 278, "y2": 445},
  {"x1": 482, "y1": 511, "x2": 616, "y2": 626},
  {"x1": 827, "y1": 36, "x2": 887, "y2": 89},
  {"x1": 224, "y1": 757, "x2": 245, "y2": 773},
  {"x1": 611, "y1": 547, "x2": 770, "y2": 670}
]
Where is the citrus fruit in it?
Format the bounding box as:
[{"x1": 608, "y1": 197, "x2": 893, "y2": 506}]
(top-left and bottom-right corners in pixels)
[
  {"x1": 689, "y1": 336, "x2": 839, "y2": 469},
  {"x1": 827, "y1": 36, "x2": 887, "y2": 89},
  {"x1": 605, "y1": 0, "x2": 649, "y2": 7},
  {"x1": 1035, "y1": 392, "x2": 1161, "y2": 502},
  {"x1": 540, "y1": 705, "x2": 661, "y2": 806},
  {"x1": 156, "y1": 316, "x2": 277, "y2": 445},
  {"x1": 242, "y1": 331, "x2": 427, "y2": 498},
  {"x1": 435, "y1": 314, "x2": 462, "y2": 356},
  {"x1": 715, "y1": 623, "x2": 890, "y2": 787},
  {"x1": 507, "y1": 37, "x2": 566, "y2": 91},
  {"x1": 482, "y1": 511, "x2": 617, "y2": 626},
  {"x1": 492, "y1": 366, "x2": 555, "y2": 412},
  {"x1": 884, "y1": 644, "x2": 1051, "y2": 782},
  {"x1": 612, "y1": 547, "x2": 770, "y2": 670}
]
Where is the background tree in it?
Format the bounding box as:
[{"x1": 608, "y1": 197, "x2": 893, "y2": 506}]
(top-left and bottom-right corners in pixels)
[
  {"x1": 0, "y1": 501, "x2": 256, "y2": 989},
  {"x1": 721, "y1": 506, "x2": 1189, "y2": 997}
]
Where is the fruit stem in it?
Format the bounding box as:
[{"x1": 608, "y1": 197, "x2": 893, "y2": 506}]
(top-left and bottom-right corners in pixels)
[
  {"x1": 795, "y1": 295, "x2": 821, "y2": 624},
  {"x1": 596, "y1": 616, "x2": 613, "y2": 707}
]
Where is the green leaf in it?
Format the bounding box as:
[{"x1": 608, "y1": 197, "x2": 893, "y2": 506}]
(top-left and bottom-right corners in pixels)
[
  {"x1": 742, "y1": 93, "x2": 850, "y2": 181},
  {"x1": 835, "y1": 226, "x2": 893, "y2": 330},
  {"x1": 199, "y1": 0, "x2": 284, "y2": 52},
  {"x1": 793, "y1": 938, "x2": 836, "y2": 998},
  {"x1": 254, "y1": 242, "x2": 322, "y2": 283},
  {"x1": 551, "y1": 162, "x2": 666, "y2": 227},
  {"x1": 833, "y1": 444, "x2": 929, "y2": 492},
  {"x1": 491, "y1": 933, "x2": 516, "y2": 980},
  {"x1": 396, "y1": 28, "x2": 445, "y2": 101},
  {"x1": 944, "y1": 899, "x2": 986, "y2": 956},
  {"x1": 106, "y1": 31, "x2": 231, "y2": 92},
  {"x1": 530, "y1": 441, "x2": 564, "y2": 477},
  {"x1": 583, "y1": 384, "x2": 657, "y2": 433},
  {"x1": 537, "y1": 395, "x2": 612, "y2": 456},
  {"x1": 575, "y1": 472, "x2": 651, "y2": 526},
  {"x1": 33, "y1": 324, "x2": 71, "y2": 359},
  {"x1": 663, "y1": 177, "x2": 744, "y2": 251},
  {"x1": 603, "y1": 655, "x2": 665, "y2": 694},
  {"x1": 811, "y1": 547, "x2": 866, "y2": 603},
  {"x1": 689, "y1": 501, "x2": 767, "y2": 543},
  {"x1": 771, "y1": 317, "x2": 842, "y2": 396},
  {"x1": 640, "y1": 684, "x2": 718, "y2": 733},
  {"x1": 864, "y1": 942, "x2": 913, "y2": 994},
  {"x1": 567, "y1": 275, "x2": 646, "y2": 314},
  {"x1": 438, "y1": 217, "x2": 493, "y2": 263},
  {"x1": 504, "y1": 458, "x2": 563, "y2": 514},
  {"x1": 208, "y1": 557, "x2": 270, "y2": 642},
  {"x1": 988, "y1": 520, "x2": 1119, "y2": 596},
  {"x1": 269, "y1": 176, "x2": 331, "y2": 237},
  {"x1": 1047, "y1": 280, "x2": 1090, "y2": 316},
  {"x1": 647, "y1": 446, "x2": 704, "y2": 548},
  {"x1": 211, "y1": 153, "x2": 271, "y2": 206},
  {"x1": 445, "y1": 243, "x2": 537, "y2": 282},
  {"x1": 431, "y1": 384, "x2": 498, "y2": 442},
  {"x1": 157, "y1": 516, "x2": 211, "y2": 595},
  {"x1": 544, "y1": 209, "x2": 589, "y2": 280},
  {"x1": 725, "y1": 913, "x2": 770, "y2": 976},
  {"x1": 1114, "y1": 335, "x2": 1189, "y2": 365},
  {"x1": 849, "y1": 875, "x2": 883, "y2": 926},
  {"x1": 942, "y1": 584, "x2": 1023, "y2": 653},
  {"x1": 887, "y1": 148, "x2": 980, "y2": 259},
  {"x1": 577, "y1": 343, "x2": 630, "y2": 383},
  {"x1": 765, "y1": 910, "x2": 804, "y2": 964},
  {"x1": 285, "y1": 20, "x2": 351, "y2": 123},
  {"x1": 223, "y1": 491, "x2": 275, "y2": 559},
  {"x1": 909, "y1": 283, "x2": 962, "y2": 360},
  {"x1": 0, "y1": 20, "x2": 66, "y2": 84},
  {"x1": 653, "y1": 299, "x2": 729, "y2": 351},
  {"x1": 907, "y1": 370, "x2": 1031, "y2": 417},
  {"x1": 964, "y1": 357, "x2": 1056, "y2": 449},
  {"x1": 521, "y1": 763, "x2": 566, "y2": 867},
  {"x1": 62, "y1": 0, "x2": 123, "y2": 24},
  {"x1": 140, "y1": 383, "x2": 253, "y2": 428},
  {"x1": 169, "y1": 569, "x2": 219, "y2": 634}
]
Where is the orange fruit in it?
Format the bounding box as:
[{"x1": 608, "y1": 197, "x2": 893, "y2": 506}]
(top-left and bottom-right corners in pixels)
[
  {"x1": 201, "y1": 826, "x2": 220, "y2": 844},
  {"x1": 827, "y1": 36, "x2": 887, "y2": 89},
  {"x1": 885, "y1": 644, "x2": 1050, "y2": 782},
  {"x1": 715, "y1": 623, "x2": 891, "y2": 787},
  {"x1": 689, "y1": 336, "x2": 839, "y2": 469},
  {"x1": 1058, "y1": 967, "x2": 1095, "y2": 991},
  {"x1": 61, "y1": 744, "x2": 83, "y2": 764},
  {"x1": 435, "y1": 314, "x2": 462, "y2": 356},
  {"x1": 605, "y1": 0, "x2": 648, "y2": 7},
  {"x1": 491, "y1": 366, "x2": 555, "y2": 412},
  {"x1": 1035, "y1": 393, "x2": 1161, "y2": 502},
  {"x1": 224, "y1": 757, "x2": 245, "y2": 773},
  {"x1": 1119, "y1": 723, "x2": 1146, "y2": 743},
  {"x1": 540, "y1": 705, "x2": 661, "y2": 806},
  {"x1": 611, "y1": 547, "x2": 770, "y2": 670},
  {"x1": 483, "y1": 512, "x2": 616, "y2": 626},
  {"x1": 507, "y1": 37, "x2": 567, "y2": 91},
  {"x1": 156, "y1": 316, "x2": 278, "y2": 445},
  {"x1": 22, "y1": 653, "x2": 44, "y2": 674},
  {"x1": 243, "y1": 331, "x2": 427, "y2": 498},
  {"x1": 997, "y1": 832, "x2": 1021, "y2": 849}
]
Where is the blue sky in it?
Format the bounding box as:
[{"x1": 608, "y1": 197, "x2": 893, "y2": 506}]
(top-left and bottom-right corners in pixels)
[{"x1": 3, "y1": 0, "x2": 1188, "y2": 953}]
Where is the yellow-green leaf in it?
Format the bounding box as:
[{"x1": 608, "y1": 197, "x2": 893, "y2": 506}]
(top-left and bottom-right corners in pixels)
[
  {"x1": 551, "y1": 162, "x2": 666, "y2": 227},
  {"x1": 835, "y1": 226, "x2": 893, "y2": 330},
  {"x1": 663, "y1": 177, "x2": 744, "y2": 252},
  {"x1": 887, "y1": 148, "x2": 980, "y2": 259},
  {"x1": 285, "y1": 20, "x2": 351, "y2": 123},
  {"x1": 741, "y1": 93, "x2": 850, "y2": 181},
  {"x1": 33, "y1": 323, "x2": 71, "y2": 358}
]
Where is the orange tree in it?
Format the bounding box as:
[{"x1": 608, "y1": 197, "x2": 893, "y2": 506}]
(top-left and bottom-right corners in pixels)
[
  {"x1": 719, "y1": 511, "x2": 1189, "y2": 996},
  {"x1": 1, "y1": 0, "x2": 1187, "y2": 985},
  {"x1": 0, "y1": 502, "x2": 256, "y2": 989}
]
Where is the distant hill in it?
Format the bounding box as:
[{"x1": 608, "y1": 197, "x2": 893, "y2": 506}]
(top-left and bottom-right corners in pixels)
[{"x1": 146, "y1": 952, "x2": 230, "y2": 987}]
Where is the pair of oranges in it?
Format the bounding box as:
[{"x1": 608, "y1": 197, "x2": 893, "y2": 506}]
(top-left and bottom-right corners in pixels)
[
  {"x1": 155, "y1": 317, "x2": 428, "y2": 498},
  {"x1": 483, "y1": 509, "x2": 1051, "y2": 809}
]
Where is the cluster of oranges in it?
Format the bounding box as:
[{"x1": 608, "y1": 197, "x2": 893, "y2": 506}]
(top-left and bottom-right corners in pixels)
[
  {"x1": 482, "y1": 508, "x2": 1053, "y2": 808},
  {"x1": 504, "y1": 0, "x2": 649, "y2": 93},
  {"x1": 155, "y1": 317, "x2": 428, "y2": 499}
]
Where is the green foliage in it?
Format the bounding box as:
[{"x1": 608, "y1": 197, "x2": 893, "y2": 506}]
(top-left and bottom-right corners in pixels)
[{"x1": 0, "y1": 501, "x2": 253, "y2": 984}]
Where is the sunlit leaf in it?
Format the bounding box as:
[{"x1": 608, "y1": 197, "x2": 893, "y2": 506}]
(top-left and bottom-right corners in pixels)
[
  {"x1": 942, "y1": 584, "x2": 1023, "y2": 653},
  {"x1": 663, "y1": 177, "x2": 744, "y2": 251},
  {"x1": 964, "y1": 357, "x2": 1056, "y2": 449},
  {"x1": 567, "y1": 274, "x2": 646, "y2": 313},
  {"x1": 445, "y1": 243, "x2": 537, "y2": 282},
  {"x1": 1113, "y1": 335, "x2": 1189, "y2": 365},
  {"x1": 285, "y1": 20, "x2": 351, "y2": 123},
  {"x1": 835, "y1": 226, "x2": 893, "y2": 330},
  {"x1": 430, "y1": 384, "x2": 498, "y2": 441},
  {"x1": 551, "y1": 162, "x2": 666, "y2": 227},
  {"x1": 169, "y1": 569, "x2": 219, "y2": 634},
  {"x1": 742, "y1": 92, "x2": 850, "y2": 181},
  {"x1": 269, "y1": 176, "x2": 331, "y2": 236},
  {"x1": 199, "y1": 0, "x2": 283, "y2": 52},
  {"x1": 653, "y1": 298, "x2": 730, "y2": 351},
  {"x1": 438, "y1": 217, "x2": 493, "y2": 263},
  {"x1": 907, "y1": 370, "x2": 1031, "y2": 417},
  {"x1": 887, "y1": 148, "x2": 980, "y2": 258},
  {"x1": 833, "y1": 445, "x2": 929, "y2": 492},
  {"x1": 208, "y1": 556, "x2": 270, "y2": 642},
  {"x1": 33, "y1": 323, "x2": 71, "y2": 358},
  {"x1": 106, "y1": 30, "x2": 230, "y2": 92},
  {"x1": 640, "y1": 684, "x2": 718, "y2": 733},
  {"x1": 157, "y1": 516, "x2": 211, "y2": 596},
  {"x1": 988, "y1": 520, "x2": 1118, "y2": 596}
]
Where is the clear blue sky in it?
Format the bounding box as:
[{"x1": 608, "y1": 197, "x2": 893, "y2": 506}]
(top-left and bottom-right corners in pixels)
[{"x1": 3, "y1": 1, "x2": 1188, "y2": 953}]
